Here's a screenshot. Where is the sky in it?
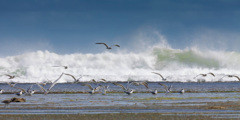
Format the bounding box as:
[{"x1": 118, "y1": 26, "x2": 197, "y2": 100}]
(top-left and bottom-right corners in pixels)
[{"x1": 0, "y1": 0, "x2": 240, "y2": 56}]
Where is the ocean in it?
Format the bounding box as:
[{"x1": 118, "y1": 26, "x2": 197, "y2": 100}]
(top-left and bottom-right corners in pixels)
[{"x1": 0, "y1": 46, "x2": 240, "y2": 83}]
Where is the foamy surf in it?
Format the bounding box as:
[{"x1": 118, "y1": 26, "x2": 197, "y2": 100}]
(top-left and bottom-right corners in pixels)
[{"x1": 0, "y1": 45, "x2": 240, "y2": 83}]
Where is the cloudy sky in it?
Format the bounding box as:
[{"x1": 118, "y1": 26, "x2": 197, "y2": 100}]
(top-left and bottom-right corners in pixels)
[{"x1": 0, "y1": 0, "x2": 240, "y2": 56}]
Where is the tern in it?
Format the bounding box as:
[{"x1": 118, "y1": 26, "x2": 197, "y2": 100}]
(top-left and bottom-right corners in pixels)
[
  {"x1": 150, "y1": 89, "x2": 158, "y2": 95},
  {"x1": 124, "y1": 89, "x2": 135, "y2": 95},
  {"x1": 194, "y1": 72, "x2": 215, "y2": 79},
  {"x1": 220, "y1": 75, "x2": 240, "y2": 81},
  {"x1": 129, "y1": 81, "x2": 149, "y2": 89},
  {"x1": 112, "y1": 82, "x2": 135, "y2": 95},
  {"x1": 158, "y1": 83, "x2": 172, "y2": 93},
  {"x1": 16, "y1": 90, "x2": 23, "y2": 96},
  {"x1": 37, "y1": 73, "x2": 64, "y2": 95},
  {"x1": 101, "y1": 85, "x2": 109, "y2": 95},
  {"x1": 83, "y1": 83, "x2": 102, "y2": 94},
  {"x1": 152, "y1": 72, "x2": 167, "y2": 81},
  {"x1": 0, "y1": 89, "x2": 4, "y2": 94},
  {"x1": 96, "y1": 43, "x2": 120, "y2": 49},
  {"x1": 26, "y1": 84, "x2": 35, "y2": 96},
  {"x1": 7, "y1": 82, "x2": 17, "y2": 87},
  {"x1": 179, "y1": 89, "x2": 185, "y2": 94},
  {"x1": 11, "y1": 84, "x2": 35, "y2": 96},
  {"x1": 5, "y1": 74, "x2": 15, "y2": 79}
]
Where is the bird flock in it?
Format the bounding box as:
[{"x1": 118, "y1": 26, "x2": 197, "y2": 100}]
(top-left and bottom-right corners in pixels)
[
  {"x1": 1, "y1": 70, "x2": 240, "y2": 97},
  {"x1": 1, "y1": 43, "x2": 240, "y2": 105}
]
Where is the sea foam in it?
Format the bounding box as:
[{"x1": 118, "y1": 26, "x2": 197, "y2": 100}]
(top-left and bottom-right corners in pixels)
[{"x1": 0, "y1": 45, "x2": 240, "y2": 83}]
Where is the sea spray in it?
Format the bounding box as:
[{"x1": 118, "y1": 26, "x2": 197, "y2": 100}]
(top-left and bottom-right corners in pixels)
[{"x1": 0, "y1": 46, "x2": 240, "y2": 83}]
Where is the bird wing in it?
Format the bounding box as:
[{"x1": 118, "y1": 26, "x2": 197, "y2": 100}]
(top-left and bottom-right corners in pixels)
[
  {"x1": 158, "y1": 83, "x2": 168, "y2": 91},
  {"x1": 52, "y1": 66, "x2": 60, "y2": 68},
  {"x1": 64, "y1": 73, "x2": 77, "y2": 80},
  {"x1": 27, "y1": 84, "x2": 34, "y2": 93},
  {"x1": 114, "y1": 44, "x2": 120, "y2": 47},
  {"x1": 96, "y1": 43, "x2": 109, "y2": 48},
  {"x1": 48, "y1": 73, "x2": 64, "y2": 91},
  {"x1": 5, "y1": 74, "x2": 14, "y2": 79},
  {"x1": 7, "y1": 82, "x2": 16, "y2": 87},
  {"x1": 90, "y1": 79, "x2": 97, "y2": 83},
  {"x1": 141, "y1": 81, "x2": 149, "y2": 89},
  {"x1": 95, "y1": 86, "x2": 103, "y2": 91},
  {"x1": 84, "y1": 84, "x2": 94, "y2": 90},
  {"x1": 112, "y1": 83, "x2": 127, "y2": 90},
  {"x1": 36, "y1": 83, "x2": 47, "y2": 93},
  {"x1": 13, "y1": 86, "x2": 26, "y2": 93},
  {"x1": 220, "y1": 75, "x2": 228, "y2": 80},
  {"x1": 207, "y1": 72, "x2": 215, "y2": 77},
  {"x1": 111, "y1": 44, "x2": 120, "y2": 47},
  {"x1": 130, "y1": 82, "x2": 140, "y2": 86},
  {"x1": 48, "y1": 82, "x2": 57, "y2": 91},
  {"x1": 5, "y1": 74, "x2": 11, "y2": 77},
  {"x1": 130, "y1": 81, "x2": 149, "y2": 89},
  {"x1": 193, "y1": 74, "x2": 204, "y2": 79},
  {"x1": 52, "y1": 66, "x2": 68, "y2": 69},
  {"x1": 152, "y1": 72, "x2": 164, "y2": 79},
  {"x1": 100, "y1": 79, "x2": 107, "y2": 82},
  {"x1": 233, "y1": 76, "x2": 240, "y2": 81}
]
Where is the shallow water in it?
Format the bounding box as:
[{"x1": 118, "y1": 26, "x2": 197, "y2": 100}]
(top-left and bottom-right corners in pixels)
[
  {"x1": 1, "y1": 82, "x2": 240, "y2": 119},
  {"x1": 1, "y1": 82, "x2": 240, "y2": 92}
]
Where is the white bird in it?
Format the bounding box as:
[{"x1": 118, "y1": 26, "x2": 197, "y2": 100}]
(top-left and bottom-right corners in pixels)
[
  {"x1": 0, "y1": 89, "x2": 4, "y2": 94},
  {"x1": 158, "y1": 83, "x2": 172, "y2": 93},
  {"x1": 83, "y1": 83, "x2": 102, "y2": 94},
  {"x1": 5, "y1": 74, "x2": 15, "y2": 79},
  {"x1": 7, "y1": 82, "x2": 17, "y2": 87},
  {"x1": 179, "y1": 89, "x2": 185, "y2": 94},
  {"x1": 112, "y1": 82, "x2": 134, "y2": 95},
  {"x1": 150, "y1": 89, "x2": 158, "y2": 95},
  {"x1": 96, "y1": 43, "x2": 120, "y2": 49},
  {"x1": 12, "y1": 84, "x2": 35, "y2": 96},
  {"x1": 26, "y1": 90, "x2": 35, "y2": 96},
  {"x1": 194, "y1": 72, "x2": 215, "y2": 79},
  {"x1": 152, "y1": 72, "x2": 167, "y2": 81},
  {"x1": 124, "y1": 89, "x2": 135, "y2": 95},
  {"x1": 25, "y1": 84, "x2": 35, "y2": 96},
  {"x1": 16, "y1": 90, "x2": 23, "y2": 96},
  {"x1": 129, "y1": 81, "x2": 149, "y2": 89},
  {"x1": 37, "y1": 73, "x2": 64, "y2": 95},
  {"x1": 101, "y1": 85, "x2": 109, "y2": 95},
  {"x1": 220, "y1": 75, "x2": 240, "y2": 81}
]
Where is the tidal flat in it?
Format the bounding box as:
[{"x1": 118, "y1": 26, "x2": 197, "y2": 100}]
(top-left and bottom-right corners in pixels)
[{"x1": 1, "y1": 82, "x2": 240, "y2": 119}]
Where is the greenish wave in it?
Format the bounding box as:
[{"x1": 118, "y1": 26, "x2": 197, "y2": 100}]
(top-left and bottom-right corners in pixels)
[{"x1": 153, "y1": 48, "x2": 220, "y2": 69}]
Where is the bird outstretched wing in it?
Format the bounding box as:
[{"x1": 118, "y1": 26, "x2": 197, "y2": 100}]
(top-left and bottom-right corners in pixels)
[
  {"x1": 112, "y1": 82, "x2": 127, "y2": 91},
  {"x1": 152, "y1": 72, "x2": 165, "y2": 80},
  {"x1": 158, "y1": 83, "x2": 168, "y2": 91},
  {"x1": 233, "y1": 75, "x2": 240, "y2": 81},
  {"x1": 207, "y1": 72, "x2": 215, "y2": 77},
  {"x1": 96, "y1": 43, "x2": 109, "y2": 48}
]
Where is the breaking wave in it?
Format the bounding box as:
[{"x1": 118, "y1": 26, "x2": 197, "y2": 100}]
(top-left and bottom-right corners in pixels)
[{"x1": 1, "y1": 44, "x2": 240, "y2": 83}]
